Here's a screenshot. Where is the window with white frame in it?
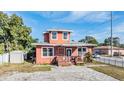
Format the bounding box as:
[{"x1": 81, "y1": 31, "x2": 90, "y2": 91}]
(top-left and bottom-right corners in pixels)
[
  {"x1": 51, "y1": 32, "x2": 57, "y2": 39},
  {"x1": 42, "y1": 47, "x2": 54, "y2": 56},
  {"x1": 63, "y1": 32, "x2": 68, "y2": 39},
  {"x1": 43, "y1": 48, "x2": 47, "y2": 56},
  {"x1": 82, "y1": 47, "x2": 87, "y2": 52},
  {"x1": 78, "y1": 47, "x2": 87, "y2": 56},
  {"x1": 78, "y1": 48, "x2": 82, "y2": 56}
]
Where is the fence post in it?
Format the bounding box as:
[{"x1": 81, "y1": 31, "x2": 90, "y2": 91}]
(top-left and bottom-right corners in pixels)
[
  {"x1": 115, "y1": 59, "x2": 116, "y2": 66},
  {"x1": 122, "y1": 60, "x2": 124, "y2": 67},
  {"x1": 2, "y1": 54, "x2": 3, "y2": 64},
  {"x1": 109, "y1": 59, "x2": 110, "y2": 64},
  {"x1": 2, "y1": 54, "x2": 4, "y2": 64}
]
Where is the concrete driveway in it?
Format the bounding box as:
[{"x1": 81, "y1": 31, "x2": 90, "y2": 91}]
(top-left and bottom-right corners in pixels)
[{"x1": 0, "y1": 65, "x2": 118, "y2": 81}]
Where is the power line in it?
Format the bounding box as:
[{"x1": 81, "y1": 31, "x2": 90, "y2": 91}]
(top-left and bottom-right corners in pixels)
[{"x1": 110, "y1": 11, "x2": 113, "y2": 57}]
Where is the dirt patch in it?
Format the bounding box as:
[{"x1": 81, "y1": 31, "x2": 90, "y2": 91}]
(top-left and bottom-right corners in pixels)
[{"x1": 0, "y1": 63, "x2": 51, "y2": 76}]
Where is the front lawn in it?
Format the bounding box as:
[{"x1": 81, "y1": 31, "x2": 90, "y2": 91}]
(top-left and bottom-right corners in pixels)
[
  {"x1": 90, "y1": 65, "x2": 124, "y2": 80},
  {"x1": 92, "y1": 60, "x2": 106, "y2": 65},
  {"x1": 0, "y1": 63, "x2": 51, "y2": 75}
]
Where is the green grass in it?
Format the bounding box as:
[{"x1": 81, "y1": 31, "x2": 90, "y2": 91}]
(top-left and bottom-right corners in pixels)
[
  {"x1": 76, "y1": 63, "x2": 84, "y2": 66},
  {"x1": 0, "y1": 63, "x2": 51, "y2": 75},
  {"x1": 83, "y1": 60, "x2": 106, "y2": 65},
  {"x1": 90, "y1": 65, "x2": 124, "y2": 80},
  {"x1": 92, "y1": 60, "x2": 106, "y2": 65}
]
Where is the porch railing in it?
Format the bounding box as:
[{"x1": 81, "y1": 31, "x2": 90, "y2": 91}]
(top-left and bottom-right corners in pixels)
[{"x1": 57, "y1": 56, "x2": 83, "y2": 62}]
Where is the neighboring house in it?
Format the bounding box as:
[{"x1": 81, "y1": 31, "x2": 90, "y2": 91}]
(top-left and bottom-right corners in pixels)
[
  {"x1": 33, "y1": 29, "x2": 96, "y2": 65},
  {"x1": 93, "y1": 46, "x2": 124, "y2": 56}
]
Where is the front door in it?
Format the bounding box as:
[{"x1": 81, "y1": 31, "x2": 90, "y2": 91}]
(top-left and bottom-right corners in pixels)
[
  {"x1": 66, "y1": 48, "x2": 72, "y2": 56},
  {"x1": 58, "y1": 47, "x2": 64, "y2": 56}
]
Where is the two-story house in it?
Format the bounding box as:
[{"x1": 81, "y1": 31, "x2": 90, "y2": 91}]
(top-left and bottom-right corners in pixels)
[{"x1": 33, "y1": 29, "x2": 96, "y2": 65}]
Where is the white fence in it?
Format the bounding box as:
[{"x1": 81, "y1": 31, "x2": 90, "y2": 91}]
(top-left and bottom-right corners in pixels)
[
  {"x1": 95, "y1": 57, "x2": 124, "y2": 67},
  {"x1": 0, "y1": 53, "x2": 9, "y2": 64},
  {"x1": 0, "y1": 51, "x2": 24, "y2": 64},
  {"x1": 10, "y1": 51, "x2": 24, "y2": 63}
]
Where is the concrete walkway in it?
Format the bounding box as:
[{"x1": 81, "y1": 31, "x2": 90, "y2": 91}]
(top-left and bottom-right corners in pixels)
[{"x1": 0, "y1": 65, "x2": 118, "y2": 81}]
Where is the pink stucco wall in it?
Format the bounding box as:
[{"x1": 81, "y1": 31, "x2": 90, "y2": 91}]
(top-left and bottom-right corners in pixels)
[
  {"x1": 36, "y1": 46, "x2": 93, "y2": 64},
  {"x1": 43, "y1": 32, "x2": 71, "y2": 44},
  {"x1": 44, "y1": 33, "x2": 49, "y2": 43},
  {"x1": 36, "y1": 45, "x2": 54, "y2": 64},
  {"x1": 36, "y1": 46, "x2": 78, "y2": 64}
]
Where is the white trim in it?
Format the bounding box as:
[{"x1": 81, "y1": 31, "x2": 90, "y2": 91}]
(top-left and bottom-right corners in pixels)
[
  {"x1": 78, "y1": 47, "x2": 87, "y2": 56},
  {"x1": 51, "y1": 31, "x2": 58, "y2": 40},
  {"x1": 66, "y1": 48, "x2": 72, "y2": 56},
  {"x1": 47, "y1": 29, "x2": 72, "y2": 33},
  {"x1": 62, "y1": 32, "x2": 69, "y2": 40},
  {"x1": 82, "y1": 47, "x2": 87, "y2": 53},
  {"x1": 41, "y1": 47, "x2": 54, "y2": 58},
  {"x1": 32, "y1": 43, "x2": 96, "y2": 47},
  {"x1": 78, "y1": 47, "x2": 82, "y2": 56}
]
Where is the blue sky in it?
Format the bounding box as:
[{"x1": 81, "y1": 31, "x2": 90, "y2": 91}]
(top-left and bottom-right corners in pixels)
[{"x1": 4, "y1": 11, "x2": 124, "y2": 43}]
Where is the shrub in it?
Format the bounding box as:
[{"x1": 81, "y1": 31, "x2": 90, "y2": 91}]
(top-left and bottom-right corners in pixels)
[{"x1": 83, "y1": 52, "x2": 93, "y2": 63}]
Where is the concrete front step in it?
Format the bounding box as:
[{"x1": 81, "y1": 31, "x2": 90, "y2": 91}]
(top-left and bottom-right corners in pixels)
[{"x1": 58, "y1": 61, "x2": 72, "y2": 66}]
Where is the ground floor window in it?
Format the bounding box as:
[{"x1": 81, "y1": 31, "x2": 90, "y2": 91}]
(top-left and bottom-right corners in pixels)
[
  {"x1": 78, "y1": 48, "x2": 82, "y2": 56},
  {"x1": 78, "y1": 47, "x2": 87, "y2": 56},
  {"x1": 82, "y1": 47, "x2": 87, "y2": 52},
  {"x1": 42, "y1": 47, "x2": 54, "y2": 56}
]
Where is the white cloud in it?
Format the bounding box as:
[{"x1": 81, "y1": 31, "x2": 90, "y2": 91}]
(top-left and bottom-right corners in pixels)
[
  {"x1": 84, "y1": 12, "x2": 110, "y2": 22},
  {"x1": 55, "y1": 11, "x2": 110, "y2": 23},
  {"x1": 90, "y1": 21, "x2": 124, "y2": 43},
  {"x1": 3, "y1": 11, "x2": 19, "y2": 16},
  {"x1": 56, "y1": 11, "x2": 91, "y2": 22},
  {"x1": 113, "y1": 22, "x2": 124, "y2": 32},
  {"x1": 39, "y1": 11, "x2": 110, "y2": 23},
  {"x1": 39, "y1": 11, "x2": 67, "y2": 19}
]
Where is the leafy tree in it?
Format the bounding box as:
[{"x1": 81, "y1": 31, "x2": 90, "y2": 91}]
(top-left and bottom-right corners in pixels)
[
  {"x1": 9, "y1": 14, "x2": 32, "y2": 51},
  {"x1": 27, "y1": 38, "x2": 39, "y2": 62},
  {"x1": 83, "y1": 52, "x2": 93, "y2": 63},
  {"x1": 0, "y1": 43, "x2": 4, "y2": 54},
  {"x1": 31, "y1": 38, "x2": 39, "y2": 43},
  {"x1": 120, "y1": 44, "x2": 124, "y2": 48},
  {"x1": 104, "y1": 38, "x2": 110, "y2": 45},
  {"x1": 79, "y1": 39, "x2": 86, "y2": 43},
  {"x1": 79, "y1": 36, "x2": 98, "y2": 45},
  {"x1": 0, "y1": 12, "x2": 10, "y2": 52},
  {"x1": 103, "y1": 37, "x2": 120, "y2": 47},
  {"x1": 0, "y1": 12, "x2": 32, "y2": 53}
]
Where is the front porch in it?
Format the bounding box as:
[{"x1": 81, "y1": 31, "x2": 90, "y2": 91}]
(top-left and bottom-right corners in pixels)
[
  {"x1": 35, "y1": 44, "x2": 94, "y2": 65},
  {"x1": 50, "y1": 56, "x2": 83, "y2": 66},
  {"x1": 51, "y1": 46, "x2": 85, "y2": 66}
]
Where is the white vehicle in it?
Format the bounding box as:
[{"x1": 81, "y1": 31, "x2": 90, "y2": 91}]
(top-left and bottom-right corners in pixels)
[{"x1": 92, "y1": 54, "x2": 101, "y2": 58}]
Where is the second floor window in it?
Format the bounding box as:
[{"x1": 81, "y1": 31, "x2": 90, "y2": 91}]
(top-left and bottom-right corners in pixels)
[
  {"x1": 52, "y1": 32, "x2": 57, "y2": 39},
  {"x1": 63, "y1": 32, "x2": 68, "y2": 39}
]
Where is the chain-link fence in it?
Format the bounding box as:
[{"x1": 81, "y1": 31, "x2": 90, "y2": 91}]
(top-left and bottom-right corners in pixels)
[{"x1": 95, "y1": 57, "x2": 124, "y2": 67}]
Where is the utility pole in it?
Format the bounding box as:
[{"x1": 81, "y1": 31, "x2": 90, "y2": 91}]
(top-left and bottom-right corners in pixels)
[{"x1": 110, "y1": 11, "x2": 113, "y2": 57}]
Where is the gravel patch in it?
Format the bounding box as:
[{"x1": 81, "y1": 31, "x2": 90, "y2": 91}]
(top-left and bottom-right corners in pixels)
[{"x1": 0, "y1": 66, "x2": 118, "y2": 81}]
